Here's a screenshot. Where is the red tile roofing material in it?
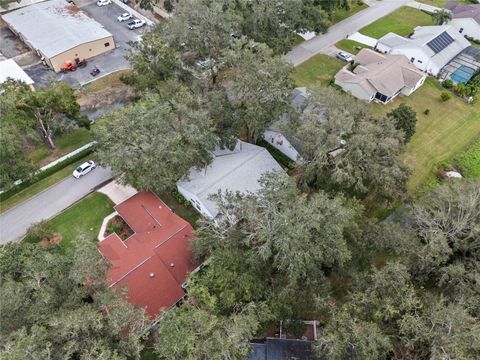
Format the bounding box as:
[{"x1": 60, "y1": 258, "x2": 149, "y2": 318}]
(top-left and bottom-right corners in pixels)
[{"x1": 98, "y1": 191, "x2": 195, "y2": 319}]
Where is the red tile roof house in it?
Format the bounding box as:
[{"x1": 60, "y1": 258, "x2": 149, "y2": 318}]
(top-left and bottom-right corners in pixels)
[{"x1": 98, "y1": 191, "x2": 197, "y2": 320}]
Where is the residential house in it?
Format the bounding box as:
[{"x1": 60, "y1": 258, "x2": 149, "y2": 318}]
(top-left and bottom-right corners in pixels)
[
  {"x1": 263, "y1": 87, "x2": 311, "y2": 161},
  {"x1": 334, "y1": 48, "x2": 426, "y2": 104},
  {"x1": 376, "y1": 25, "x2": 470, "y2": 75},
  {"x1": 98, "y1": 191, "x2": 196, "y2": 319},
  {"x1": 445, "y1": 0, "x2": 480, "y2": 41},
  {"x1": 248, "y1": 338, "x2": 322, "y2": 360},
  {"x1": 176, "y1": 141, "x2": 284, "y2": 219}
]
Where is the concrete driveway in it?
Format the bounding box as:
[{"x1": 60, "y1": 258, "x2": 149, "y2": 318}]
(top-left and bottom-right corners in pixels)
[
  {"x1": 0, "y1": 167, "x2": 112, "y2": 245},
  {"x1": 23, "y1": 0, "x2": 148, "y2": 88},
  {"x1": 284, "y1": 0, "x2": 411, "y2": 66}
]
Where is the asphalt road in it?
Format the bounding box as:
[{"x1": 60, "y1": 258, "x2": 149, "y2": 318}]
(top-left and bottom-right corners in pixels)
[
  {"x1": 283, "y1": 0, "x2": 411, "y2": 66},
  {"x1": 0, "y1": 167, "x2": 112, "y2": 245}
]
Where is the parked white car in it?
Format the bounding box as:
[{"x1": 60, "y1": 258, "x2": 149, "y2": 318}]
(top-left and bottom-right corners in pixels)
[
  {"x1": 117, "y1": 12, "x2": 133, "y2": 22},
  {"x1": 73, "y1": 161, "x2": 97, "y2": 179},
  {"x1": 96, "y1": 0, "x2": 111, "y2": 6},
  {"x1": 336, "y1": 51, "x2": 354, "y2": 63},
  {"x1": 127, "y1": 19, "x2": 146, "y2": 30}
]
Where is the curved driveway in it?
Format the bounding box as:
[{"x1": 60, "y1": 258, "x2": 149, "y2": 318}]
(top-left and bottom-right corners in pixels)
[{"x1": 0, "y1": 167, "x2": 112, "y2": 245}]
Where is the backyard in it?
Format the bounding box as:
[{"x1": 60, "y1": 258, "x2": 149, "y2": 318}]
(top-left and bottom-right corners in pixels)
[
  {"x1": 359, "y1": 6, "x2": 434, "y2": 39},
  {"x1": 25, "y1": 192, "x2": 114, "y2": 252},
  {"x1": 370, "y1": 78, "x2": 480, "y2": 193}
]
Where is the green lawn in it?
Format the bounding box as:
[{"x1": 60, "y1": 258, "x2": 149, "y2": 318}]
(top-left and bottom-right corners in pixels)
[
  {"x1": 335, "y1": 39, "x2": 371, "y2": 55},
  {"x1": 416, "y1": 0, "x2": 473, "y2": 6},
  {"x1": 25, "y1": 193, "x2": 114, "y2": 252},
  {"x1": 370, "y1": 78, "x2": 480, "y2": 193},
  {"x1": 330, "y1": 1, "x2": 368, "y2": 24},
  {"x1": 0, "y1": 157, "x2": 92, "y2": 214},
  {"x1": 27, "y1": 128, "x2": 94, "y2": 167},
  {"x1": 293, "y1": 54, "x2": 345, "y2": 87},
  {"x1": 359, "y1": 7, "x2": 434, "y2": 39}
]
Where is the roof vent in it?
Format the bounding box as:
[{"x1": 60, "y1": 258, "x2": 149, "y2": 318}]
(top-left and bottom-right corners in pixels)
[
  {"x1": 149, "y1": 273, "x2": 155, "y2": 278},
  {"x1": 170, "y1": 263, "x2": 175, "y2": 267}
]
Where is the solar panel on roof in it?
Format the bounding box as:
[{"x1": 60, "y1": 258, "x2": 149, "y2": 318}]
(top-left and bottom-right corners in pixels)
[{"x1": 427, "y1": 31, "x2": 454, "y2": 54}]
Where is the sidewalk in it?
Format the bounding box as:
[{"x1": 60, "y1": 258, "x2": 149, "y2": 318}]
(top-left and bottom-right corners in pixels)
[{"x1": 406, "y1": 1, "x2": 442, "y2": 13}]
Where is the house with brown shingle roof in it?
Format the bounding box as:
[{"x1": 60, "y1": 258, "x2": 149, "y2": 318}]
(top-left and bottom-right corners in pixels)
[
  {"x1": 334, "y1": 49, "x2": 426, "y2": 105},
  {"x1": 446, "y1": 0, "x2": 480, "y2": 41}
]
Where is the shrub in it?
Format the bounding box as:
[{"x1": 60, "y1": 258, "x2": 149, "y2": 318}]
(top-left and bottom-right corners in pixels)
[
  {"x1": 25, "y1": 220, "x2": 53, "y2": 242},
  {"x1": 424, "y1": 109, "x2": 430, "y2": 115},
  {"x1": 441, "y1": 92, "x2": 451, "y2": 102},
  {"x1": 442, "y1": 79, "x2": 453, "y2": 89},
  {"x1": 454, "y1": 139, "x2": 480, "y2": 178},
  {"x1": 164, "y1": 0, "x2": 174, "y2": 12}
]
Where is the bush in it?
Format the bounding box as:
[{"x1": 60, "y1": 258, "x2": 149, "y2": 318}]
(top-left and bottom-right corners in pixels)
[
  {"x1": 441, "y1": 79, "x2": 454, "y2": 89},
  {"x1": 440, "y1": 92, "x2": 451, "y2": 102},
  {"x1": 454, "y1": 139, "x2": 480, "y2": 178},
  {"x1": 424, "y1": 109, "x2": 430, "y2": 115},
  {"x1": 25, "y1": 220, "x2": 53, "y2": 242},
  {"x1": 164, "y1": 0, "x2": 174, "y2": 12}
]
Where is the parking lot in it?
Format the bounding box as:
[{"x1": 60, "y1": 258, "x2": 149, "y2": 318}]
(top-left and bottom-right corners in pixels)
[{"x1": 22, "y1": 0, "x2": 149, "y2": 88}]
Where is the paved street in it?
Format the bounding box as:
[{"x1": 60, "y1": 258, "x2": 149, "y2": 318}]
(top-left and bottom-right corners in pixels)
[
  {"x1": 284, "y1": 0, "x2": 411, "y2": 66},
  {"x1": 0, "y1": 167, "x2": 112, "y2": 245}
]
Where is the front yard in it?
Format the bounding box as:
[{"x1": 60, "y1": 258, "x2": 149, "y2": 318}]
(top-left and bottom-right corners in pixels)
[
  {"x1": 330, "y1": 1, "x2": 368, "y2": 24},
  {"x1": 335, "y1": 39, "x2": 371, "y2": 55},
  {"x1": 25, "y1": 192, "x2": 114, "y2": 252},
  {"x1": 359, "y1": 7, "x2": 434, "y2": 38},
  {"x1": 293, "y1": 54, "x2": 345, "y2": 87},
  {"x1": 370, "y1": 78, "x2": 480, "y2": 194}
]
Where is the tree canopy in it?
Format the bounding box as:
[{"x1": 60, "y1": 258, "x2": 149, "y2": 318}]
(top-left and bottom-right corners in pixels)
[
  {"x1": 0, "y1": 236, "x2": 148, "y2": 359},
  {"x1": 95, "y1": 84, "x2": 218, "y2": 193}
]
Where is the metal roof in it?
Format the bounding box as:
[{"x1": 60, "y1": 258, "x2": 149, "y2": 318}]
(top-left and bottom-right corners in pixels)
[
  {"x1": 0, "y1": 59, "x2": 34, "y2": 85},
  {"x1": 2, "y1": 0, "x2": 112, "y2": 58}
]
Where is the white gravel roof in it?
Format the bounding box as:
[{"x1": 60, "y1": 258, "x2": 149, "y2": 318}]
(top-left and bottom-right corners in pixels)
[
  {"x1": 2, "y1": 0, "x2": 112, "y2": 58},
  {"x1": 177, "y1": 141, "x2": 284, "y2": 218}
]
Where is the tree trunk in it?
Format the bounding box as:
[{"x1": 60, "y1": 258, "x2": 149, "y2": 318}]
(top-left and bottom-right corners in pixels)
[{"x1": 35, "y1": 111, "x2": 56, "y2": 150}]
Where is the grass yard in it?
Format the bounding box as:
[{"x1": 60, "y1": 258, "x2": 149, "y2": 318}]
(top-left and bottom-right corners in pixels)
[
  {"x1": 359, "y1": 7, "x2": 434, "y2": 39},
  {"x1": 26, "y1": 193, "x2": 114, "y2": 252},
  {"x1": 27, "y1": 128, "x2": 94, "y2": 167},
  {"x1": 293, "y1": 54, "x2": 345, "y2": 87},
  {"x1": 335, "y1": 39, "x2": 371, "y2": 55},
  {"x1": 330, "y1": 1, "x2": 368, "y2": 24},
  {"x1": 416, "y1": 0, "x2": 473, "y2": 6},
  {"x1": 0, "y1": 156, "x2": 92, "y2": 214},
  {"x1": 370, "y1": 78, "x2": 480, "y2": 194}
]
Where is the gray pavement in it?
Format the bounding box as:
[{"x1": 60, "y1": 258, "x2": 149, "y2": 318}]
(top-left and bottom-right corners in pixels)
[
  {"x1": 283, "y1": 0, "x2": 411, "y2": 66},
  {"x1": 0, "y1": 167, "x2": 113, "y2": 245},
  {"x1": 23, "y1": 0, "x2": 147, "y2": 88}
]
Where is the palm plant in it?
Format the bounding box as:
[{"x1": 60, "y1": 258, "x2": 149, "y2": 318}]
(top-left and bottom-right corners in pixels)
[{"x1": 432, "y1": 10, "x2": 452, "y2": 25}]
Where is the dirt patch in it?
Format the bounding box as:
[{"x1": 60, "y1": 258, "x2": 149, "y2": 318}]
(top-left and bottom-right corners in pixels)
[
  {"x1": 104, "y1": 215, "x2": 134, "y2": 240},
  {"x1": 40, "y1": 233, "x2": 62, "y2": 248},
  {"x1": 78, "y1": 83, "x2": 134, "y2": 112}
]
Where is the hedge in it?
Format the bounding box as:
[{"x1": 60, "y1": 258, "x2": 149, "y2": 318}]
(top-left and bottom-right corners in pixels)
[
  {"x1": 0, "y1": 147, "x2": 94, "y2": 202},
  {"x1": 257, "y1": 138, "x2": 295, "y2": 170}
]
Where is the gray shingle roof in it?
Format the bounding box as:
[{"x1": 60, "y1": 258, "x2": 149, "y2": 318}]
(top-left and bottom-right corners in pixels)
[
  {"x1": 446, "y1": 0, "x2": 480, "y2": 24},
  {"x1": 177, "y1": 141, "x2": 284, "y2": 218},
  {"x1": 2, "y1": 0, "x2": 112, "y2": 58}
]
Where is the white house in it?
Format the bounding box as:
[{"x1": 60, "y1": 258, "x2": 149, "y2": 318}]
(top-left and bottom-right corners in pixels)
[
  {"x1": 176, "y1": 141, "x2": 284, "y2": 219},
  {"x1": 263, "y1": 87, "x2": 310, "y2": 162},
  {"x1": 334, "y1": 49, "x2": 426, "y2": 104},
  {"x1": 0, "y1": 59, "x2": 34, "y2": 90},
  {"x1": 376, "y1": 25, "x2": 470, "y2": 75},
  {"x1": 446, "y1": 0, "x2": 480, "y2": 41}
]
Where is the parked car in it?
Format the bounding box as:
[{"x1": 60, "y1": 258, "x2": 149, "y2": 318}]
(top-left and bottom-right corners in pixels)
[
  {"x1": 336, "y1": 51, "x2": 354, "y2": 63},
  {"x1": 96, "y1": 0, "x2": 111, "y2": 6},
  {"x1": 72, "y1": 161, "x2": 97, "y2": 179},
  {"x1": 127, "y1": 19, "x2": 146, "y2": 30},
  {"x1": 117, "y1": 12, "x2": 133, "y2": 22}
]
